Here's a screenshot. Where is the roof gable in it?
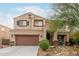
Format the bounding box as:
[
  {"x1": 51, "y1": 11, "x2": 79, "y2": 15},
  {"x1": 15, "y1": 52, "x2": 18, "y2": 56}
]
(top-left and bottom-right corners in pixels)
[
  {"x1": 14, "y1": 12, "x2": 47, "y2": 20},
  {"x1": 0, "y1": 24, "x2": 11, "y2": 30}
]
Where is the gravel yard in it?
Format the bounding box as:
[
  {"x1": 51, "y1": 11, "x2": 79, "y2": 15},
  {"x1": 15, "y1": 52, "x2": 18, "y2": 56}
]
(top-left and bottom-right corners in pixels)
[{"x1": 37, "y1": 46, "x2": 79, "y2": 56}]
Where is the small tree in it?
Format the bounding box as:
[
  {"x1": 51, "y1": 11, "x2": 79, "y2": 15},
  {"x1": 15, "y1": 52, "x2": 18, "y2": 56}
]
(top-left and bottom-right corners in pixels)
[
  {"x1": 48, "y1": 19, "x2": 65, "y2": 41},
  {"x1": 51, "y1": 3, "x2": 79, "y2": 33},
  {"x1": 48, "y1": 19, "x2": 65, "y2": 33}
]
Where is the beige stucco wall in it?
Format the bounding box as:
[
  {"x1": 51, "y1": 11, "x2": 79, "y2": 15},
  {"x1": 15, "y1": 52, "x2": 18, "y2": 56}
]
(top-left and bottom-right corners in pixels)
[
  {"x1": 0, "y1": 30, "x2": 10, "y2": 39},
  {"x1": 14, "y1": 13, "x2": 46, "y2": 30},
  {"x1": 10, "y1": 29, "x2": 46, "y2": 41},
  {"x1": 0, "y1": 25, "x2": 10, "y2": 39},
  {"x1": 0, "y1": 25, "x2": 11, "y2": 45}
]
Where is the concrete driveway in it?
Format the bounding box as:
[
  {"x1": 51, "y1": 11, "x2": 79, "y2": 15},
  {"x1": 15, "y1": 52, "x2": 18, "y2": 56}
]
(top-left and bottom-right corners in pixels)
[{"x1": 0, "y1": 46, "x2": 38, "y2": 56}]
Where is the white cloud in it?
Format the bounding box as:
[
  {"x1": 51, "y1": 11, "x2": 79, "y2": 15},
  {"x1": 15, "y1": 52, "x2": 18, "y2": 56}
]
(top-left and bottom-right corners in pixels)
[
  {"x1": 16, "y1": 6, "x2": 52, "y2": 18},
  {"x1": 0, "y1": 13, "x2": 14, "y2": 29}
]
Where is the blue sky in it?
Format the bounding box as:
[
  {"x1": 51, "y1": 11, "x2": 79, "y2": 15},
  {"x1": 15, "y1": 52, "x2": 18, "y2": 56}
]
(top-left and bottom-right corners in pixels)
[
  {"x1": 0, "y1": 3, "x2": 49, "y2": 14},
  {"x1": 0, "y1": 3, "x2": 52, "y2": 28},
  {"x1": 0, "y1": 3, "x2": 49, "y2": 10}
]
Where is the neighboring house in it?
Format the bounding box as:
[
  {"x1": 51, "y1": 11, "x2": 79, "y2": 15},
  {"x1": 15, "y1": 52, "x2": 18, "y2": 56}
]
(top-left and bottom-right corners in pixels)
[
  {"x1": 11, "y1": 12, "x2": 69, "y2": 46},
  {"x1": 0, "y1": 24, "x2": 11, "y2": 45}
]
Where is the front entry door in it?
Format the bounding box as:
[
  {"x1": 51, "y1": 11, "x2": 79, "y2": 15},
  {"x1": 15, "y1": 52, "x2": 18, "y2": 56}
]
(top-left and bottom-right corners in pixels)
[{"x1": 57, "y1": 35, "x2": 64, "y2": 45}]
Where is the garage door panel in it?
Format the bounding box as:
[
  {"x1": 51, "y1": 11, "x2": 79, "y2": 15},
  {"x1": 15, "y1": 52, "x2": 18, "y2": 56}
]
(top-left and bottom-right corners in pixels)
[{"x1": 15, "y1": 35, "x2": 39, "y2": 46}]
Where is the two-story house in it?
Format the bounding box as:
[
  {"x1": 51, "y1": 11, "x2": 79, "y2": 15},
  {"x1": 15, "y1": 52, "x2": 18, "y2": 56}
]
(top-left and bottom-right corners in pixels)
[
  {"x1": 11, "y1": 12, "x2": 69, "y2": 46},
  {"x1": 11, "y1": 12, "x2": 46, "y2": 46}
]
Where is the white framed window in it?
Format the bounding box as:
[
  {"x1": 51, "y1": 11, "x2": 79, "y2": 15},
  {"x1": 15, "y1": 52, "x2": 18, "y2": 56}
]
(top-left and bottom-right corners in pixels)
[
  {"x1": 34, "y1": 20, "x2": 43, "y2": 27},
  {"x1": 17, "y1": 20, "x2": 29, "y2": 27}
]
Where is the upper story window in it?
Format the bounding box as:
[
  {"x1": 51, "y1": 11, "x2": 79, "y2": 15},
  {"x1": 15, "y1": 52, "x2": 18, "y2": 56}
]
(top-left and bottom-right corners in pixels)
[
  {"x1": 34, "y1": 20, "x2": 43, "y2": 27},
  {"x1": 17, "y1": 20, "x2": 29, "y2": 27}
]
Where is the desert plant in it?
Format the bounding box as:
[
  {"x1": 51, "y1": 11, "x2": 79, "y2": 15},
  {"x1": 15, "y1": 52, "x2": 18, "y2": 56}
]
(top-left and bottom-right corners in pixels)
[{"x1": 39, "y1": 39, "x2": 50, "y2": 51}]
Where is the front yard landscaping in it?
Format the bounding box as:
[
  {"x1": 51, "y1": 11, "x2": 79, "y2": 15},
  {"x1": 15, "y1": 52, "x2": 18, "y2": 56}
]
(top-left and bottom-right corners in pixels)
[
  {"x1": 38, "y1": 39, "x2": 79, "y2": 56},
  {"x1": 37, "y1": 46, "x2": 79, "y2": 56},
  {"x1": 40, "y1": 3, "x2": 79, "y2": 56}
]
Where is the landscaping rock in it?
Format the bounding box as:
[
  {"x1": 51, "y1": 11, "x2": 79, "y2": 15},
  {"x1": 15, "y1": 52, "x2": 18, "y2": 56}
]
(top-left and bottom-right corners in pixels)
[{"x1": 38, "y1": 46, "x2": 79, "y2": 56}]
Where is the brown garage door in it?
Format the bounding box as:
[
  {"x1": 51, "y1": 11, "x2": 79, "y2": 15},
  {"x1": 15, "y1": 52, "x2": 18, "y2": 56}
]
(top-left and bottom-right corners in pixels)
[{"x1": 15, "y1": 35, "x2": 39, "y2": 46}]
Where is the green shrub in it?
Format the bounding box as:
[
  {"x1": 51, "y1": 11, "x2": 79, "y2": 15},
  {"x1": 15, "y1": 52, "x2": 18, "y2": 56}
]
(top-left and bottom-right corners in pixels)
[
  {"x1": 69, "y1": 38, "x2": 75, "y2": 45},
  {"x1": 74, "y1": 38, "x2": 79, "y2": 45},
  {"x1": 39, "y1": 39, "x2": 50, "y2": 51},
  {"x1": 70, "y1": 32, "x2": 79, "y2": 45},
  {"x1": 70, "y1": 31, "x2": 79, "y2": 40}
]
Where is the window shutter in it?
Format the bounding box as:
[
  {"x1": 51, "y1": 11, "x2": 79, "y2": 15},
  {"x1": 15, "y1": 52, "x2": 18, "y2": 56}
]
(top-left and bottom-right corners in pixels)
[
  {"x1": 17, "y1": 21, "x2": 19, "y2": 25},
  {"x1": 27, "y1": 21, "x2": 29, "y2": 25}
]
